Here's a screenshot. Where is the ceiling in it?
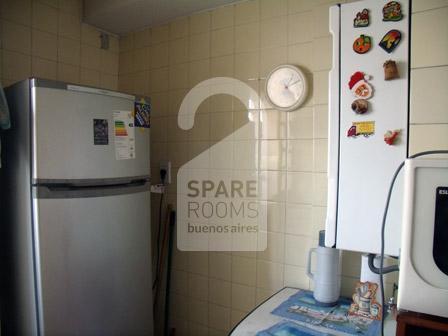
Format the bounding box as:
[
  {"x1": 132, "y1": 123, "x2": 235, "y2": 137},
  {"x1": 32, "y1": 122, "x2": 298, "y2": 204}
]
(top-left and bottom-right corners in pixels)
[{"x1": 83, "y1": 0, "x2": 240, "y2": 35}]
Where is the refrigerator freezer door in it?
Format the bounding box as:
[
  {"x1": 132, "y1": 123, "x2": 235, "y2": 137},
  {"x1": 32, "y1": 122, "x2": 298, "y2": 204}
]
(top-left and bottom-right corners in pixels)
[
  {"x1": 31, "y1": 81, "x2": 150, "y2": 182},
  {"x1": 34, "y1": 189, "x2": 153, "y2": 335}
]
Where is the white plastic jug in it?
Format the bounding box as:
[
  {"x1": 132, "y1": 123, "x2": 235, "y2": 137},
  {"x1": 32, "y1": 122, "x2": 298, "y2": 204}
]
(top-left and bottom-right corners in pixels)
[{"x1": 307, "y1": 230, "x2": 341, "y2": 306}]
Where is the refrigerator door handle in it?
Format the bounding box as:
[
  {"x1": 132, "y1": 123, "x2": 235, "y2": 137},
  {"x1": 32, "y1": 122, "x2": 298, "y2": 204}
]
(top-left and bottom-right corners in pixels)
[{"x1": 33, "y1": 180, "x2": 150, "y2": 199}]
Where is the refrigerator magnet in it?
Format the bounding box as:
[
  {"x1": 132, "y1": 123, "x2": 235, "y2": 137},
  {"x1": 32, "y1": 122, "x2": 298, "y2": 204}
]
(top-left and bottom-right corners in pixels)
[
  {"x1": 351, "y1": 99, "x2": 369, "y2": 114},
  {"x1": 353, "y1": 35, "x2": 372, "y2": 54},
  {"x1": 384, "y1": 129, "x2": 401, "y2": 145},
  {"x1": 134, "y1": 97, "x2": 151, "y2": 128},
  {"x1": 383, "y1": 60, "x2": 399, "y2": 80},
  {"x1": 348, "y1": 72, "x2": 374, "y2": 99},
  {"x1": 353, "y1": 9, "x2": 370, "y2": 28},
  {"x1": 347, "y1": 121, "x2": 375, "y2": 138},
  {"x1": 379, "y1": 30, "x2": 401, "y2": 53},
  {"x1": 383, "y1": 1, "x2": 403, "y2": 22}
]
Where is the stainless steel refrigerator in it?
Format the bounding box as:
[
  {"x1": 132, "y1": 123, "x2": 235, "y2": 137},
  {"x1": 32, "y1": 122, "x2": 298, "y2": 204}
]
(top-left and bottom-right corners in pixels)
[{"x1": 1, "y1": 78, "x2": 153, "y2": 335}]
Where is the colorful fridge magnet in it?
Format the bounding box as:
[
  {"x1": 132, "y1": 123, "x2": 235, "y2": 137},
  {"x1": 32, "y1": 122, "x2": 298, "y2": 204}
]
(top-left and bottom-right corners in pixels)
[
  {"x1": 383, "y1": 60, "x2": 399, "y2": 80},
  {"x1": 384, "y1": 129, "x2": 401, "y2": 145},
  {"x1": 134, "y1": 97, "x2": 151, "y2": 128},
  {"x1": 379, "y1": 30, "x2": 401, "y2": 53},
  {"x1": 383, "y1": 1, "x2": 403, "y2": 22},
  {"x1": 351, "y1": 99, "x2": 369, "y2": 114},
  {"x1": 354, "y1": 9, "x2": 370, "y2": 27},
  {"x1": 347, "y1": 121, "x2": 375, "y2": 138},
  {"x1": 348, "y1": 71, "x2": 374, "y2": 99},
  {"x1": 353, "y1": 35, "x2": 372, "y2": 54},
  {"x1": 349, "y1": 281, "x2": 382, "y2": 320}
]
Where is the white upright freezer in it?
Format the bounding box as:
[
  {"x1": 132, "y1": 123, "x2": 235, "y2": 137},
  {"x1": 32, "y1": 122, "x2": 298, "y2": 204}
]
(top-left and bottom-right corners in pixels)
[
  {"x1": 325, "y1": 0, "x2": 411, "y2": 256},
  {"x1": 1, "y1": 78, "x2": 153, "y2": 335}
]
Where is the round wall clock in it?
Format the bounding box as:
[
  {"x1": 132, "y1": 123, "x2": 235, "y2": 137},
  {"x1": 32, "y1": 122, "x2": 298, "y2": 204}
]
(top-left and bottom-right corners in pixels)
[{"x1": 265, "y1": 64, "x2": 309, "y2": 111}]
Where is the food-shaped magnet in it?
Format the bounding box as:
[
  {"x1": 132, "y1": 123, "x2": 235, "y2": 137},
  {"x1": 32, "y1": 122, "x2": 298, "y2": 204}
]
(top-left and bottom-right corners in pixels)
[
  {"x1": 353, "y1": 35, "x2": 372, "y2": 54},
  {"x1": 347, "y1": 121, "x2": 375, "y2": 138},
  {"x1": 383, "y1": 1, "x2": 402, "y2": 22},
  {"x1": 351, "y1": 99, "x2": 369, "y2": 114},
  {"x1": 354, "y1": 9, "x2": 370, "y2": 27},
  {"x1": 348, "y1": 71, "x2": 374, "y2": 99},
  {"x1": 384, "y1": 129, "x2": 401, "y2": 145},
  {"x1": 379, "y1": 30, "x2": 401, "y2": 53},
  {"x1": 383, "y1": 60, "x2": 399, "y2": 80}
]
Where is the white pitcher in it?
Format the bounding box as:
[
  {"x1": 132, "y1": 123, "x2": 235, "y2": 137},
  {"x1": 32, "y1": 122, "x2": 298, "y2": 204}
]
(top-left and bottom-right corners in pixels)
[{"x1": 306, "y1": 230, "x2": 342, "y2": 306}]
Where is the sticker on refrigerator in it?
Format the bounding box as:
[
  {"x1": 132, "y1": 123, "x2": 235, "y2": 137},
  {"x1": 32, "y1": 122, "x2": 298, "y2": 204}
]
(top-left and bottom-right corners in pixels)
[
  {"x1": 93, "y1": 119, "x2": 109, "y2": 145},
  {"x1": 134, "y1": 97, "x2": 151, "y2": 128},
  {"x1": 382, "y1": 1, "x2": 403, "y2": 22},
  {"x1": 347, "y1": 121, "x2": 375, "y2": 138},
  {"x1": 113, "y1": 110, "x2": 135, "y2": 160},
  {"x1": 353, "y1": 9, "x2": 370, "y2": 28},
  {"x1": 379, "y1": 30, "x2": 402, "y2": 53}
]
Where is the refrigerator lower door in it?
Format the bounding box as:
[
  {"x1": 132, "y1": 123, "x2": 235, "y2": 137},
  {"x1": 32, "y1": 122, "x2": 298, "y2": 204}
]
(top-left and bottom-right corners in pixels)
[{"x1": 33, "y1": 186, "x2": 153, "y2": 335}]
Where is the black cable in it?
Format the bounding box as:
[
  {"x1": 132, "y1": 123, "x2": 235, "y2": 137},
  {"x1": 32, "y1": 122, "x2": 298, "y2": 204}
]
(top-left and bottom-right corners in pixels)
[
  {"x1": 152, "y1": 191, "x2": 164, "y2": 290},
  {"x1": 379, "y1": 150, "x2": 448, "y2": 336}
]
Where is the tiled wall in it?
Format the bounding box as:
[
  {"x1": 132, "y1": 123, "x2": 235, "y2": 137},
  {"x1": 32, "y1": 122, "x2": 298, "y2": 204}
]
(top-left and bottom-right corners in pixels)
[{"x1": 0, "y1": 0, "x2": 119, "y2": 89}]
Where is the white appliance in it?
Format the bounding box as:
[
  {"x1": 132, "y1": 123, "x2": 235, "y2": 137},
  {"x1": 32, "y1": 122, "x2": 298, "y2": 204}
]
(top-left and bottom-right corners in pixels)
[
  {"x1": 326, "y1": 0, "x2": 411, "y2": 256},
  {"x1": 1, "y1": 78, "x2": 153, "y2": 335},
  {"x1": 398, "y1": 158, "x2": 448, "y2": 318}
]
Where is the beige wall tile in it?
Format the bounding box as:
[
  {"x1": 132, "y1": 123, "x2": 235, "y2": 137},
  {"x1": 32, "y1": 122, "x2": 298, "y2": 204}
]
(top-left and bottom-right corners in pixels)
[
  {"x1": 288, "y1": 12, "x2": 313, "y2": 44},
  {"x1": 99, "y1": 73, "x2": 118, "y2": 90},
  {"x1": 312, "y1": 36, "x2": 332, "y2": 71},
  {"x1": 287, "y1": 171, "x2": 313, "y2": 204},
  {"x1": 260, "y1": 17, "x2": 287, "y2": 48},
  {"x1": 150, "y1": 42, "x2": 169, "y2": 69},
  {"x1": 256, "y1": 260, "x2": 284, "y2": 290},
  {"x1": 231, "y1": 283, "x2": 256, "y2": 312},
  {"x1": 211, "y1": 27, "x2": 234, "y2": 57},
  {"x1": 32, "y1": 30, "x2": 57, "y2": 61},
  {"x1": 313, "y1": 104, "x2": 328, "y2": 139},
  {"x1": 58, "y1": 12, "x2": 80, "y2": 40},
  {"x1": 209, "y1": 252, "x2": 231, "y2": 281},
  {"x1": 412, "y1": 0, "x2": 448, "y2": 12},
  {"x1": 149, "y1": 67, "x2": 169, "y2": 93},
  {"x1": 151, "y1": 24, "x2": 169, "y2": 44},
  {"x1": 288, "y1": 107, "x2": 313, "y2": 139},
  {"x1": 261, "y1": 0, "x2": 287, "y2": 19},
  {"x1": 1, "y1": 0, "x2": 32, "y2": 26},
  {"x1": 32, "y1": 56, "x2": 57, "y2": 79},
  {"x1": 81, "y1": 23, "x2": 100, "y2": 48},
  {"x1": 411, "y1": 66, "x2": 448, "y2": 124},
  {"x1": 211, "y1": 55, "x2": 234, "y2": 77},
  {"x1": 313, "y1": 139, "x2": 327, "y2": 172},
  {"x1": 133, "y1": 47, "x2": 150, "y2": 71},
  {"x1": 409, "y1": 124, "x2": 448, "y2": 155},
  {"x1": 120, "y1": 33, "x2": 134, "y2": 52},
  {"x1": 312, "y1": 206, "x2": 326, "y2": 233},
  {"x1": 312, "y1": 3, "x2": 332, "y2": 38},
  {"x1": 287, "y1": 0, "x2": 314, "y2": 14},
  {"x1": 59, "y1": 0, "x2": 81, "y2": 17},
  {"x1": 208, "y1": 278, "x2": 231, "y2": 307},
  {"x1": 235, "y1": 0, "x2": 259, "y2": 25},
  {"x1": 208, "y1": 303, "x2": 231, "y2": 332},
  {"x1": 189, "y1": 32, "x2": 210, "y2": 61},
  {"x1": 287, "y1": 139, "x2": 313, "y2": 172},
  {"x1": 313, "y1": 71, "x2": 328, "y2": 105},
  {"x1": 210, "y1": 111, "x2": 234, "y2": 141},
  {"x1": 57, "y1": 62, "x2": 79, "y2": 83},
  {"x1": 235, "y1": 51, "x2": 259, "y2": 80},
  {"x1": 260, "y1": 109, "x2": 287, "y2": 139},
  {"x1": 260, "y1": 140, "x2": 287, "y2": 170},
  {"x1": 257, "y1": 231, "x2": 285, "y2": 263},
  {"x1": 287, "y1": 42, "x2": 313, "y2": 72},
  {"x1": 190, "y1": 11, "x2": 211, "y2": 35},
  {"x1": 134, "y1": 28, "x2": 151, "y2": 48},
  {"x1": 100, "y1": 50, "x2": 118, "y2": 75},
  {"x1": 188, "y1": 251, "x2": 209, "y2": 276},
  {"x1": 58, "y1": 37, "x2": 80, "y2": 65},
  {"x1": 2, "y1": 20, "x2": 32, "y2": 54},
  {"x1": 32, "y1": 1, "x2": 57, "y2": 33},
  {"x1": 189, "y1": 322, "x2": 208, "y2": 336},
  {"x1": 189, "y1": 113, "x2": 210, "y2": 141},
  {"x1": 80, "y1": 68, "x2": 100, "y2": 87},
  {"x1": 260, "y1": 46, "x2": 287, "y2": 78},
  {"x1": 235, "y1": 22, "x2": 260, "y2": 53},
  {"x1": 188, "y1": 273, "x2": 209, "y2": 301},
  {"x1": 133, "y1": 71, "x2": 149, "y2": 95},
  {"x1": 188, "y1": 298, "x2": 208, "y2": 325},
  {"x1": 212, "y1": 5, "x2": 234, "y2": 30},
  {"x1": 313, "y1": 172, "x2": 327, "y2": 206},
  {"x1": 169, "y1": 37, "x2": 189, "y2": 65},
  {"x1": 169, "y1": 62, "x2": 188, "y2": 89},
  {"x1": 284, "y1": 234, "x2": 312, "y2": 267},
  {"x1": 284, "y1": 264, "x2": 310, "y2": 289},
  {"x1": 188, "y1": 59, "x2": 211, "y2": 87},
  {"x1": 285, "y1": 203, "x2": 313, "y2": 236},
  {"x1": 231, "y1": 255, "x2": 256, "y2": 286},
  {"x1": 412, "y1": 7, "x2": 448, "y2": 68},
  {"x1": 80, "y1": 44, "x2": 100, "y2": 70},
  {"x1": 170, "y1": 17, "x2": 189, "y2": 40}
]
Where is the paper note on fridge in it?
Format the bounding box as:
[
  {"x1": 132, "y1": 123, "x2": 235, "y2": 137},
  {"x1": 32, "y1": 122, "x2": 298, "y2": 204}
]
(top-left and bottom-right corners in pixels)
[{"x1": 113, "y1": 110, "x2": 136, "y2": 160}]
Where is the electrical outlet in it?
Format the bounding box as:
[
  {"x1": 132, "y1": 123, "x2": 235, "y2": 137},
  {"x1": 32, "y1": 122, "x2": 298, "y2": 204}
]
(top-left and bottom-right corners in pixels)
[{"x1": 159, "y1": 161, "x2": 171, "y2": 184}]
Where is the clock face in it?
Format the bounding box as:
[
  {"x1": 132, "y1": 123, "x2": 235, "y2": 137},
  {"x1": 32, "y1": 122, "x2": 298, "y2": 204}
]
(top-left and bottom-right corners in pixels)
[{"x1": 265, "y1": 65, "x2": 308, "y2": 111}]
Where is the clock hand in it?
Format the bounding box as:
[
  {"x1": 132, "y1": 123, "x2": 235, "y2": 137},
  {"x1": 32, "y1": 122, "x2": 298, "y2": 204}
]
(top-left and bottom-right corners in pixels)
[{"x1": 288, "y1": 78, "x2": 302, "y2": 87}]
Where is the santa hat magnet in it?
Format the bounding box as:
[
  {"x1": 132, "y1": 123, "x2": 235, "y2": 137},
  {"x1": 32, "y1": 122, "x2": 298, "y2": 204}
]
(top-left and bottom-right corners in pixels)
[{"x1": 348, "y1": 71, "x2": 373, "y2": 99}]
